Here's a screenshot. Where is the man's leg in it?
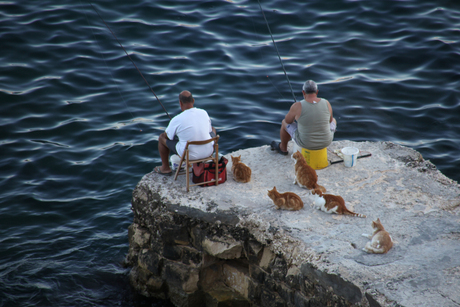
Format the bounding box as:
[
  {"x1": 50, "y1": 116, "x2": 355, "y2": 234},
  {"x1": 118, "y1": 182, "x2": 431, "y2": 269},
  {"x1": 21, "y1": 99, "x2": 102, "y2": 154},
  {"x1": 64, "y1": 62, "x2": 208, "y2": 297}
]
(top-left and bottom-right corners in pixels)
[
  {"x1": 158, "y1": 132, "x2": 172, "y2": 173},
  {"x1": 279, "y1": 119, "x2": 291, "y2": 152}
]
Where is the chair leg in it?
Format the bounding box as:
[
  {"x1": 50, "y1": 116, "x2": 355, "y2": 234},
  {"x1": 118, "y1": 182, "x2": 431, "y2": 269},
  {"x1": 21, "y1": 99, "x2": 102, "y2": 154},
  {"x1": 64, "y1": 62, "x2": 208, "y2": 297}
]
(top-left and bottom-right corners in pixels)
[
  {"x1": 186, "y1": 159, "x2": 190, "y2": 192},
  {"x1": 174, "y1": 152, "x2": 186, "y2": 181},
  {"x1": 215, "y1": 144, "x2": 219, "y2": 186},
  {"x1": 174, "y1": 165, "x2": 181, "y2": 181}
]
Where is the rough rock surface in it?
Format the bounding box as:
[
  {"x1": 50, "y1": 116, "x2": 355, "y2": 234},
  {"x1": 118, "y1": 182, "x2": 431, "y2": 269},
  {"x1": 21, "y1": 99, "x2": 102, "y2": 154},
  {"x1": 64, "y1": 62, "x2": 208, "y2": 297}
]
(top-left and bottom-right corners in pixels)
[{"x1": 126, "y1": 140, "x2": 460, "y2": 307}]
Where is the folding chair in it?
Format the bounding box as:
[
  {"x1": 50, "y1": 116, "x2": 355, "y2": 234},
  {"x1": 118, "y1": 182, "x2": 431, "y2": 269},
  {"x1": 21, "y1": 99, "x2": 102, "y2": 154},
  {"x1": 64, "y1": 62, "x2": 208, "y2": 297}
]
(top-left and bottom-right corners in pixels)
[{"x1": 173, "y1": 135, "x2": 220, "y2": 192}]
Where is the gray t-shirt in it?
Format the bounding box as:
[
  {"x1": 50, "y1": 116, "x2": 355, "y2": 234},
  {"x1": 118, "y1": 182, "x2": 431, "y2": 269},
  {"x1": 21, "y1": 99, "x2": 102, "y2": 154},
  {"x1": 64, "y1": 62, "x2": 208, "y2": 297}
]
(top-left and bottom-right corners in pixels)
[{"x1": 294, "y1": 99, "x2": 333, "y2": 150}]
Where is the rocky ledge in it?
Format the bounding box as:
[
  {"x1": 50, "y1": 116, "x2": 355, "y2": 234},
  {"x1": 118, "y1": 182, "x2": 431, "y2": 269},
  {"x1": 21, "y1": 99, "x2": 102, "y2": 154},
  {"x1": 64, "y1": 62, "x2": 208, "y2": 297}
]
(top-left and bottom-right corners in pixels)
[{"x1": 125, "y1": 140, "x2": 460, "y2": 307}]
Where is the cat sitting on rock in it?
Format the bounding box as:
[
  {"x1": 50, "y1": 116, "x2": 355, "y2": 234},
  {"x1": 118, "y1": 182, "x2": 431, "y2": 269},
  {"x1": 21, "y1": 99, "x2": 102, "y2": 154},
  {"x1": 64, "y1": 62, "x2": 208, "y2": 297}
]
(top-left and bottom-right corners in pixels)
[
  {"x1": 292, "y1": 151, "x2": 326, "y2": 193},
  {"x1": 231, "y1": 155, "x2": 251, "y2": 183},
  {"x1": 267, "y1": 186, "x2": 303, "y2": 211}
]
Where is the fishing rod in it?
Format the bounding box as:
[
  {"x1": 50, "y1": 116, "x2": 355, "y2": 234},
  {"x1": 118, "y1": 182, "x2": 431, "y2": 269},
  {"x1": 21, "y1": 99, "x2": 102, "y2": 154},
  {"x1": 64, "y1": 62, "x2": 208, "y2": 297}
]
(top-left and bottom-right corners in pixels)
[
  {"x1": 330, "y1": 153, "x2": 372, "y2": 165},
  {"x1": 90, "y1": 3, "x2": 171, "y2": 120},
  {"x1": 257, "y1": 0, "x2": 297, "y2": 103}
]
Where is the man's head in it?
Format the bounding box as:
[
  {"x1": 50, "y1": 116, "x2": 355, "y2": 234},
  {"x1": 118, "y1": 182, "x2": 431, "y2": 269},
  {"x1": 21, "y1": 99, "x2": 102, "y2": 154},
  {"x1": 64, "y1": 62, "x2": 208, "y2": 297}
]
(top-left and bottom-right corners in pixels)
[
  {"x1": 179, "y1": 90, "x2": 194, "y2": 110},
  {"x1": 302, "y1": 80, "x2": 318, "y2": 94},
  {"x1": 179, "y1": 90, "x2": 194, "y2": 104}
]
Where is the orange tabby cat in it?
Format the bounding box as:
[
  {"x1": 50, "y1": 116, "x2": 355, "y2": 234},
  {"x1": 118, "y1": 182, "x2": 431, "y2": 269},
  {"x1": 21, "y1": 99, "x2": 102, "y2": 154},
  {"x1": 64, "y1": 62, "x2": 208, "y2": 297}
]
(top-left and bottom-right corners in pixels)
[
  {"x1": 267, "y1": 186, "x2": 303, "y2": 211},
  {"x1": 362, "y1": 218, "x2": 393, "y2": 254},
  {"x1": 231, "y1": 155, "x2": 251, "y2": 183},
  {"x1": 312, "y1": 189, "x2": 366, "y2": 217},
  {"x1": 291, "y1": 151, "x2": 326, "y2": 192}
]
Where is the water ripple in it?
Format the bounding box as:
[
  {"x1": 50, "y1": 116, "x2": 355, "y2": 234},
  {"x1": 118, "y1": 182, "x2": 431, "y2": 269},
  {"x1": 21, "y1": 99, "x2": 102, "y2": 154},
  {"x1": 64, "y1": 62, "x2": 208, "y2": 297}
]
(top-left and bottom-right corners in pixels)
[{"x1": 1, "y1": 0, "x2": 459, "y2": 306}]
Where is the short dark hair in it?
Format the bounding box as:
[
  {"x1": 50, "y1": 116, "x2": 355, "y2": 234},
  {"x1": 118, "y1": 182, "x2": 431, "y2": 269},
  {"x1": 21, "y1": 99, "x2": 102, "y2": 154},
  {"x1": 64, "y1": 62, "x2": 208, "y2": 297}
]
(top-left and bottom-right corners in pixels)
[{"x1": 179, "y1": 91, "x2": 194, "y2": 104}]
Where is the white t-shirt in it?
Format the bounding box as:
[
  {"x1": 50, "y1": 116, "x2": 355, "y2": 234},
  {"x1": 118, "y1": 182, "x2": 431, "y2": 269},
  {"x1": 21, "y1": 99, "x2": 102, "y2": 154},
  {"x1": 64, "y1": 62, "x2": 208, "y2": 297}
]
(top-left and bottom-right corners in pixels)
[{"x1": 165, "y1": 107, "x2": 213, "y2": 160}]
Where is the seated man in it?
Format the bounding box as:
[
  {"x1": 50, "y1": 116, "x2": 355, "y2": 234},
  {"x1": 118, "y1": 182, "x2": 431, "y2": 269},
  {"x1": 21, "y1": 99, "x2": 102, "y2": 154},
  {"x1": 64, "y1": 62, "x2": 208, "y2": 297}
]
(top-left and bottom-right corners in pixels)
[
  {"x1": 155, "y1": 90, "x2": 216, "y2": 175},
  {"x1": 271, "y1": 80, "x2": 337, "y2": 155}
]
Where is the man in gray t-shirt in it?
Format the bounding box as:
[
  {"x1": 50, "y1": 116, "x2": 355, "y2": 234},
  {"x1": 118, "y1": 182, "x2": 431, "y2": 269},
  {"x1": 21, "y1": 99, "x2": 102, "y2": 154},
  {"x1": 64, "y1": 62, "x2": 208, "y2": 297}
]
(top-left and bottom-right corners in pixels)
[{"x1": 271, "y1": 80, "x2": 337, "y2": 155}]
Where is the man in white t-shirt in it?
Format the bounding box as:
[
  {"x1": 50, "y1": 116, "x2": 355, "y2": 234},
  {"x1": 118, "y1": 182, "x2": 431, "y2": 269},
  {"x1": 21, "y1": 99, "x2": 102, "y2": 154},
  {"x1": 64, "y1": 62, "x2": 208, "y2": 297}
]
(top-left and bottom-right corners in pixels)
[{"x1": 154, "y1": 90, "x2": 216, "y2": 175}]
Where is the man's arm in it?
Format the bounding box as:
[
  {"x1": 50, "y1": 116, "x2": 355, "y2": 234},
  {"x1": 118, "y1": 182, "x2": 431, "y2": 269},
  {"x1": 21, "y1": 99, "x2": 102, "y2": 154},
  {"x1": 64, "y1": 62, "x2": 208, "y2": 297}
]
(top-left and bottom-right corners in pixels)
[
  {"x1": 284, "y1": 101, "x2": 301, "y2": 124},
  {"x1": 326, "y1": 100, "x2": 333, "y2": 123},
  {"x1": 208, "y1": 115, "x2": 217, "y2": 138},
  {"x1": 165, "y1": 118, "x2": 176, "y2": 140},
  {"x1": 210, "y1": 128, "x2": 216, "y2": 138}
]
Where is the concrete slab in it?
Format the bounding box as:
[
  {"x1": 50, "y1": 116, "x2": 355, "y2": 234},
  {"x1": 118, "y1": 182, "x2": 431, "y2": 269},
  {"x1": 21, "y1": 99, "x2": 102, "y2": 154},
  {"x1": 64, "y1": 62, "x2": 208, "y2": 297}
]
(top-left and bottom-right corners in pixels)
[{"x1": 141, "y1": 140, "x2": 460, "y2": 307}]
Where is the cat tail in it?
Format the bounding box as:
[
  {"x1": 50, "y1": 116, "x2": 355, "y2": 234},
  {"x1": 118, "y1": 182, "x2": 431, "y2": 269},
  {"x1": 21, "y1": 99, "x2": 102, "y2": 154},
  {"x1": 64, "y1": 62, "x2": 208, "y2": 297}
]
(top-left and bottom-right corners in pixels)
[
  {"x1": 344, "y1": 209, "x2": 366, "y2": 218},
  {"x1": 314, "y1": 184, "x2": 326, "y2": 193},
  {"x1": 363, "y1": 242, "x2": 386, "y2": 254}
]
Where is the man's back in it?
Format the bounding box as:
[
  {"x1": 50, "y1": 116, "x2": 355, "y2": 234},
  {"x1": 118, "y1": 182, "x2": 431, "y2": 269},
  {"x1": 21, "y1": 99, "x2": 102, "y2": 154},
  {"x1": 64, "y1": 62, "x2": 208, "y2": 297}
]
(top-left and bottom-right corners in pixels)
[
  {"x1": 295, "y1": 99, "x2": 332, "y2": 150},
  {"x1": 166, "y1": 107, "x2": 213, "y2": 159}
]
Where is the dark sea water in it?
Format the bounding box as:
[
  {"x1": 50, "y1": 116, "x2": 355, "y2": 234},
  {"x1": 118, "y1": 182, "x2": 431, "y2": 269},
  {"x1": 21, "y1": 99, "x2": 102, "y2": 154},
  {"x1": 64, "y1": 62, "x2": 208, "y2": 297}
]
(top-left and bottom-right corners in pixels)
[{"x1": 1, "y1": 0, "x2": 459, "y2": 306}]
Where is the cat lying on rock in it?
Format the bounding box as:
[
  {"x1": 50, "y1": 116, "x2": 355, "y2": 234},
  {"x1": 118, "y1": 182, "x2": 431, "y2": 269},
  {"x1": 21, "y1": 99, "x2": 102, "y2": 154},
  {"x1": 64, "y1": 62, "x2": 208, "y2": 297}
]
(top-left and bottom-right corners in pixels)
[{"x1": 362, "y1": 218, "x2": 393, "y2": 254}]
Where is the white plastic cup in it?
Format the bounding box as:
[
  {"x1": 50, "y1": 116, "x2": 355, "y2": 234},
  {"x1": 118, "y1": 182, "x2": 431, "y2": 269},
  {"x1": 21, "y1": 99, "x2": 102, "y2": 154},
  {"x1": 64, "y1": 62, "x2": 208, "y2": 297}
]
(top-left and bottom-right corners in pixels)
[{"x1": 341, "y1": 147, "x2": 359, "y2": 167}]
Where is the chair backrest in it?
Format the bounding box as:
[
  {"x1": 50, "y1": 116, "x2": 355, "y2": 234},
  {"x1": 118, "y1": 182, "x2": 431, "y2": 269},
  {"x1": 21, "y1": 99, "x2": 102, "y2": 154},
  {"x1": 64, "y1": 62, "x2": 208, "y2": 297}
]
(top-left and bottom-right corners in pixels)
[
  {"x1": 184, "y1": 135, "x2": 219, "y2": 160},
  {"x1": 185, "y1": 136, "x2": 218, "y2": 148}
]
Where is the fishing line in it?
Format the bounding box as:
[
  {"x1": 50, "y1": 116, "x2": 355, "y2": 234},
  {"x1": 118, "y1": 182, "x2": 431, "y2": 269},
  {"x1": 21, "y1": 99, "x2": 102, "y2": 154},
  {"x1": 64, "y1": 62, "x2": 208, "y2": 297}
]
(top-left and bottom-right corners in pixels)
[
  {"x1": 89, "y1": 3, "x2": 171, "y2": 120},
  {"x1": 80, "y1": 1, "x2": 145, "y2": 132},
  {"x1": 266, "y1": 76, "x2": 285, "y2": 100},
  {"x1": 257, "y1": 0, "x2": 297, "y2": 102},
  {"x1": 250, "y1": 16, "x2": 285, "y2": 100}
]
